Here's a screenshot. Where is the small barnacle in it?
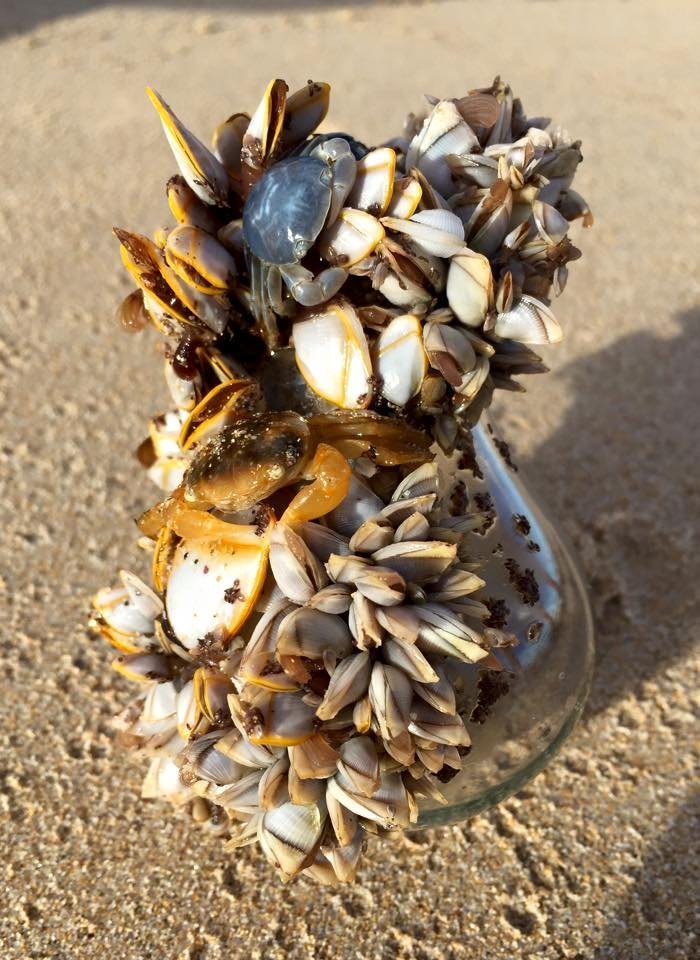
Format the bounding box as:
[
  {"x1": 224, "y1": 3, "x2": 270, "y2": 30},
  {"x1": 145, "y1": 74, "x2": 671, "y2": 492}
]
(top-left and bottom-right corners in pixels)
[
  {"x1": 223, "y1": 580, "x2": 244, "y2": 604},
  {"x1": 242, "y1": 707, "x2": 264, "y2": 739},
  {"x1": 474, "y1": 491, "x2": 496, "y2": 533},
  {"x1": 470, "y1": 669, "x2": 514, "y2": 724},
  {"x1": 116, "y1": 289, "x2": 149, "y2": 333},
  {"x1": 450, "y1": 479, "x2": 469, "y2": 516},
  {"x1": 504, "y1": 558, "x2": 540, "y2": 606},
  {"x1": 513, "y1": 513, "x2": 531, "y2": 536},
  {"x1": 493, "y1": 436, "x2": 518, "y2": 472},
  {"x1": 483, "y1": 597, "x2": 511, "y2": 629}
]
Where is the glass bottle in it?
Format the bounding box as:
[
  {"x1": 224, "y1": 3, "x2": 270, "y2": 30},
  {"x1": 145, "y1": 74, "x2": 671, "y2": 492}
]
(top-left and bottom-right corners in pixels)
[{"x1": 418, "y1": 421, "x2": 595, "y2": 826}]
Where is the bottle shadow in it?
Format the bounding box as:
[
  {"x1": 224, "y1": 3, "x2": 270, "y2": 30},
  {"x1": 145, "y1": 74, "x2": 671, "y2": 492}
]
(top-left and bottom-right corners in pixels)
[
  {"x1": 593, "y1": 792, "x2": 700, "y2": 959},
  {"x1": 0, "y1": 0, "x2": 423, "y2": 41},
  {"x1": 515, "y1": 306, "x2": 700, "y2": 720},
  {"x1": 511, "y1": 310, "x2": 699, "y2": 956}
]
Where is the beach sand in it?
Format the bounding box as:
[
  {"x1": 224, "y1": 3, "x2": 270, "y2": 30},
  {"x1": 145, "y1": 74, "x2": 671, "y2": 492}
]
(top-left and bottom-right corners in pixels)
[{"x1": 1, "y1": 2, "x2": 698, "y2": 957}]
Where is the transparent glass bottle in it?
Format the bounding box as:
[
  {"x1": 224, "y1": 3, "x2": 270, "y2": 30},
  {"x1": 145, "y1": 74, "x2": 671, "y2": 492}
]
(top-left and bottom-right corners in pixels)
[{"x1": 417, "y1": 422, "x2": 595, "y2": 827}]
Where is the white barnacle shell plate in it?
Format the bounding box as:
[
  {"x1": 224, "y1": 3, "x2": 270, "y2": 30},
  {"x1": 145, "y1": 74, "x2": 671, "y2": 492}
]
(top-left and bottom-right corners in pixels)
[
  {"x1": 384, "y1": 176, "x2": 423, "y2": 220},
  {"x1": 406, "y1": 100, "x2": 480, "y2": 198},
  {"x1": 347, "y1": 147, "x2": 396, "y2": 215},
  {"x1": 142, "y1": 756, "x2": 190, "y2": 801},
  {"x1": 148, "y1": 457, "x2": 189, "y2": 494},
  {"x1": 166, "y1": 536, "x2": 267, "y2": 648},
  {"x1": 93, "y1": 585, "x2": 154, "y2": 638},
  {"x1": 259, "y1": 801, "x2": 325, "y2": 878},
  {"x1": 381, "y1": 209, "x2": 465, "y2": 258},
  {"x1": 446, "y1": 249, "x2": 493, "y2": 327},
  {"x1": 318, "y1": 208, "x2": 385, "y2": 268},
  {"x1": 326, "y1": 473, "x2": 385, "y2": 536},
  {"x1": 146, "y1": 88, "x2": 229, "y2": 208},
  {"x1": 492, "y1": 294, "x2": 562, "y2": 344},
  {"x1": 375, "y1": 313, "x2": 428, "y2": 407},
  {"x1": 293, "y1": 298, "x2": 372, "y2": 409}
]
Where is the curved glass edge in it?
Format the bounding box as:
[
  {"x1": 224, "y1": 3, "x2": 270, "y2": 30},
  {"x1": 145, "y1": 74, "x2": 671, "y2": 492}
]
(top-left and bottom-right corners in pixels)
[
  {"x1": 414, "y1": 660, "x2": 592, "y2": 829},
  {"x1": 413, "y1": 434, "x2": 596, "y2": 830}
]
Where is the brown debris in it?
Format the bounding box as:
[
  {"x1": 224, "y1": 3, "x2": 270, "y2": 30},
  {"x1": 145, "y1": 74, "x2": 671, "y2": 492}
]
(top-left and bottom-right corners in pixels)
[
  {"x1": 223, "y1": 580, "x2": 244, "y2": 604},
  {"x1": 470, "y1": 669, "x2": 513, "y2": 724},
  {"x1": 493, "y1": 436, "x2": 519, "y2": 472},
  {"x1": 513, "y1": 513, "x2": 531, "y2": 537},
  {"x1": 504, "y1": 558, "x2": 540, "y2": 606},
  {"x1": 483, "y1": 597, "x2": 511, "y2": 629}
]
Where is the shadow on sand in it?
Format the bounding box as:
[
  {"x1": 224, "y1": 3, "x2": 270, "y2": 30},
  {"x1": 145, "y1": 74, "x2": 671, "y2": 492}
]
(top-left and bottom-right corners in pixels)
[
  {"x1": 511, "y1": 308, "x2": 699, "y2": 957},
  {"x1": 1, "y1": 0, "x2": 428, "y2": 41},
  {"x1": 514, "y1": 306, "x2": 699, "y2": 721},
  {"x1": 594, "y1": 792, "x2": 700, "y2": 959}
]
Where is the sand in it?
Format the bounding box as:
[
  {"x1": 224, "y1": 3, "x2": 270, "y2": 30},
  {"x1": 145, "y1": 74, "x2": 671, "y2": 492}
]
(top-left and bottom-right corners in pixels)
[{"x1": 1, "y1": 1, "x2": 698, "y2": 957}]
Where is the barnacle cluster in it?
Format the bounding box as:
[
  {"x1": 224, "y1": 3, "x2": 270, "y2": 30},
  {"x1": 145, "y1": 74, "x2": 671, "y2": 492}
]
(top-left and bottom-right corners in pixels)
[{"x1": 93, "y1": 77, "x2": 591, "y2": 883}]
